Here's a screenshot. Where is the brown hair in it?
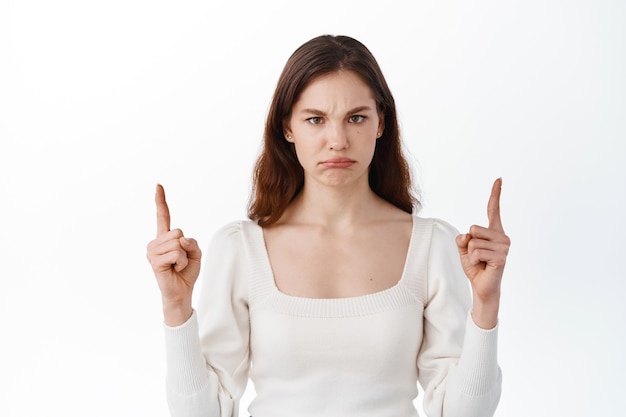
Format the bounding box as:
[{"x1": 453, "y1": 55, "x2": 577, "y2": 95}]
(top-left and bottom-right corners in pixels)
[{"x1": 248, "y1": 35, "x2": 418, "y2": 226}]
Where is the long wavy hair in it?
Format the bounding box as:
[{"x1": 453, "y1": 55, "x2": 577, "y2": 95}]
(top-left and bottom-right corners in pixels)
[{"x1": 248, "y1": 35, "x2": 418, "y2": 226}]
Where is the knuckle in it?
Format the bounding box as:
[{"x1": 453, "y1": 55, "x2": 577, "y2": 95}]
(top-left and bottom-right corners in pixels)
[
  {"x1": 470, "y1": 252, "x2": 482, "y2": 265},
  {"x1": 148, "y1": 257, "x2": 159, "y2": 269}
]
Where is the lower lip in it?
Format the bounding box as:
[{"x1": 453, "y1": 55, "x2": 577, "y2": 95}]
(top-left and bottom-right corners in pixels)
[{"x1": 321, "y1": 161, "x2": 355, "y2": 168}]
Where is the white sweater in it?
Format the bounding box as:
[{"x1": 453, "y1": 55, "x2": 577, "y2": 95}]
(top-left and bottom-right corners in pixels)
[{"x1": 163, "y1": 216, "x2": 502, "y2": 417}]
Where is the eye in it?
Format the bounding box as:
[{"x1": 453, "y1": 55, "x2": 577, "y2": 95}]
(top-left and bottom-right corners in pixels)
[
  {"x1": 349, "y1": 115, "x2": 366, "y2": 123},
  {"x1": 307, "y1": 117, "x2": 323, "y2": 125}
]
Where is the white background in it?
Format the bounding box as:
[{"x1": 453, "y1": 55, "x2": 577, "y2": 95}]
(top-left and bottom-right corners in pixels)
[{"x1": 1, "y1": 1, "x2": 625, "y2": 416}]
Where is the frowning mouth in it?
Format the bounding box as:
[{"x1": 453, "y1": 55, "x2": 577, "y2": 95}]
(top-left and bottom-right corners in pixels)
[{"x1": 320, "y1": 157, "x2": 356, "y2": 168}]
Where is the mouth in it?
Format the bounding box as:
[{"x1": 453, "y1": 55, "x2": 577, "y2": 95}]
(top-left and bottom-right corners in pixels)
[{"x1": 320, "y1": 157, "x2": 356, "y2": 168}]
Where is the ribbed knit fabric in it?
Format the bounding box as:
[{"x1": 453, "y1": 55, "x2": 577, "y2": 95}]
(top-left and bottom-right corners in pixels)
[
  {"x1": 162, "y1": 216, "x2": 502, "y2": 417},
  {"x1": 164, "y1": 316, "x2": 208, "y2": 395}
]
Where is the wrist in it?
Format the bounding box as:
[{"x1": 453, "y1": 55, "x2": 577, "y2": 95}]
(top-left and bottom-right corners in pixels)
[
  {"x1": 471, "y1": 292, "x2": 500, "y2": 330},
  {"x1": 162, "y1": 297, "x2": 193, "y2": 327}
]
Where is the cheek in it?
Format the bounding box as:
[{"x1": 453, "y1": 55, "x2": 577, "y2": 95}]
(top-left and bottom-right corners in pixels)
[
  {"x1": 290, "y1": 141, "x2": 313, "y2": 165},
  {"x1": 356, "y1": 124, "x2": 378, "y2": 138}
]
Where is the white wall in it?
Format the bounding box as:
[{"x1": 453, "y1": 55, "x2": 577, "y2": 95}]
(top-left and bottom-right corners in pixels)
[{"x1": 1, "y1": 1, "x2": 624, "y2": 416}]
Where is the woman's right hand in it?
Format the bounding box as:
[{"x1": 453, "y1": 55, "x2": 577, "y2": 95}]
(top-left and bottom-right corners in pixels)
[{"x1": 146, "y1": 184, "x2": 202, "y2": 326}]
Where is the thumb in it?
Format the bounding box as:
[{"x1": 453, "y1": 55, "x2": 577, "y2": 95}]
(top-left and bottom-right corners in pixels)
[{"x1": 180, "y1": 237, "x2": 202, "y2": 261}]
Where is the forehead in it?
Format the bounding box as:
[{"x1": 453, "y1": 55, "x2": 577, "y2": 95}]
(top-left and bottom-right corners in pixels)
[{"x1": 294, "y1": 70, "x2": 377, "y2": 108}]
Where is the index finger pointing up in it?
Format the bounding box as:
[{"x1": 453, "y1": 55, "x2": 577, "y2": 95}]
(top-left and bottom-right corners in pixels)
[
  {"x1": 155, "y1": 183, "x2": 171, "y2": 236},
  {"x1": 487, "y1": 177, "x2": 504, "y2": 232}
]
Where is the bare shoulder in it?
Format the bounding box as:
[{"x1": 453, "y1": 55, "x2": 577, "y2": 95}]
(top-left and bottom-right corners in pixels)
[
  {"x1": 365, "y1": 201, "x2": 413, "y2": 243},
  {"x1": 372, "y1": 200, "x2": 413, "y2": 224}
]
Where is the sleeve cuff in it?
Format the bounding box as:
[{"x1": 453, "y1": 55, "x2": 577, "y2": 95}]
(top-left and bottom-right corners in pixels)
[
  {"x1": 451, "y1": 313, "x2": 502, "y2": 396},
  {"x1": 163, "y1": 310, "x2": 210, "y2": 396}
]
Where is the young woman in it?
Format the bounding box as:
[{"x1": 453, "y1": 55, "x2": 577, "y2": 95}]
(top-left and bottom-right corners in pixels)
[{"x1": 147, "y1": 35, "x2": 510, "y2": 417}]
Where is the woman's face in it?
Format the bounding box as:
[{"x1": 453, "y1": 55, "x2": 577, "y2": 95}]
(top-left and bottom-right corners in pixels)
[{"x1": 284, "y1": 70, "x2": 384, "y2": 189}]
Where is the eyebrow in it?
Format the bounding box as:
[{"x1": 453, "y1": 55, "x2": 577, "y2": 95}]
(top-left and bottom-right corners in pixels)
[{"x1": 299, "y1": 105, "x2": 374, "y2": 116}]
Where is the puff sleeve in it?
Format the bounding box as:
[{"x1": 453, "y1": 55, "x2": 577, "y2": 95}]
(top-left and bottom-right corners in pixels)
[
  {"x1": 163, "y1": 222, "x2": 250, "y2": 417},
  {"x1": 418, "y1": 219, "x2": 502, "y2": 417}
]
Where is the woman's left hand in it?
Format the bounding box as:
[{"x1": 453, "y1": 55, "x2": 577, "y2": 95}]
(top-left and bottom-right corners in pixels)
[{"x1": 456, "y1": 178, "x2": 511, "y2": 328}]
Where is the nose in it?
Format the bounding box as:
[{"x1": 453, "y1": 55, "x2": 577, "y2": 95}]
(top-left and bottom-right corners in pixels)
[{"x1": 328, "y1": 123, "x2": 349, "y2": 150}]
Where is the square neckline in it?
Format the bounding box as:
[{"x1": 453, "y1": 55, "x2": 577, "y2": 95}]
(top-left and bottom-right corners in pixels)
[{"x1": 256, "y1": 215, "x2": 418, "y2": 302}]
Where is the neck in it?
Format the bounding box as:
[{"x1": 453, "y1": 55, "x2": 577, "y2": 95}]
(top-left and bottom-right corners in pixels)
[{"x1": 285, "y1": 179, "x2": 383, "y2": 229}]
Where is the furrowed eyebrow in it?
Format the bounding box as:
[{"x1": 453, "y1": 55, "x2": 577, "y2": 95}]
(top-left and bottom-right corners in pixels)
[
  {"x1": 299, "y1": 106, "x2": 374, "y2": 116},
  {"x1": 347, "y1": 106, "x2": 374, "y2": 114},
  {"x1": 300, "y1": 108, "x2": 327, "y2": 116}
]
